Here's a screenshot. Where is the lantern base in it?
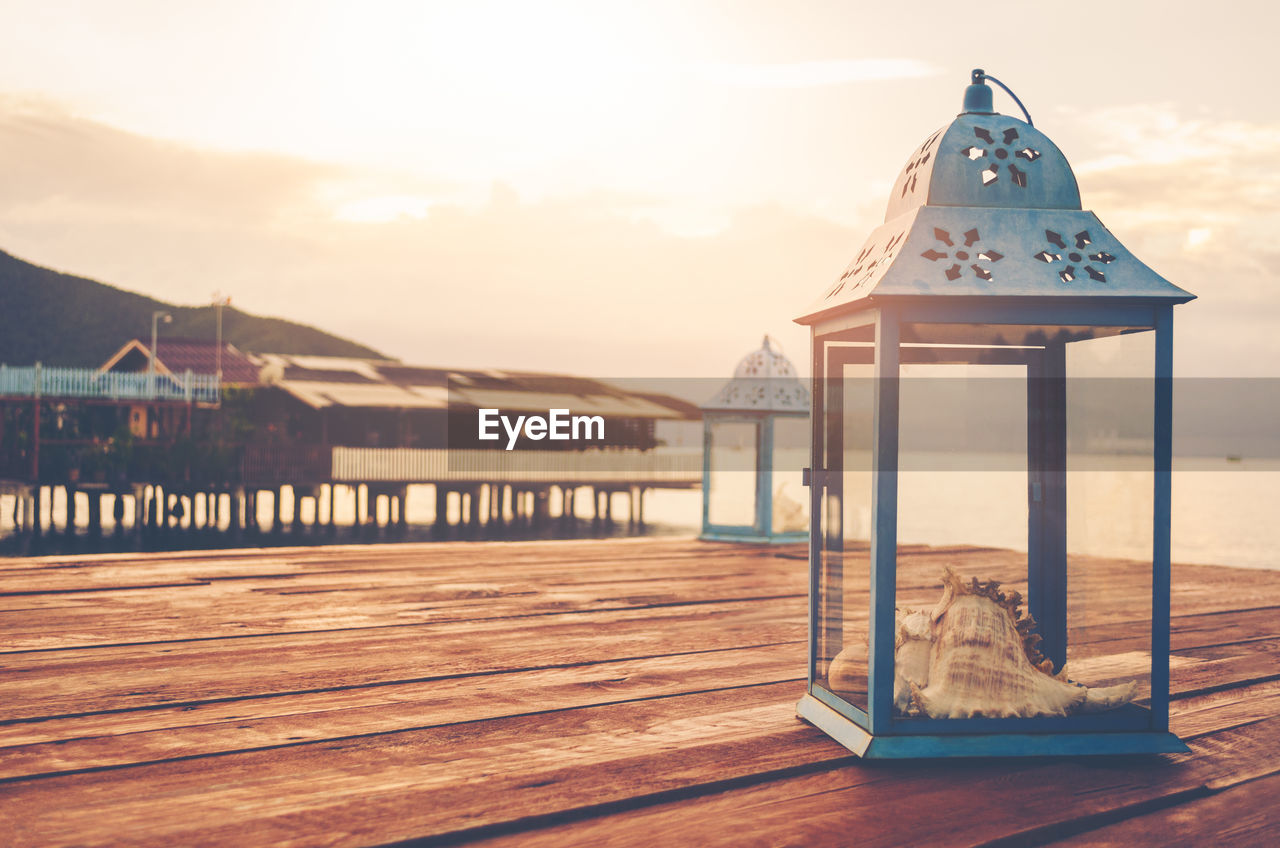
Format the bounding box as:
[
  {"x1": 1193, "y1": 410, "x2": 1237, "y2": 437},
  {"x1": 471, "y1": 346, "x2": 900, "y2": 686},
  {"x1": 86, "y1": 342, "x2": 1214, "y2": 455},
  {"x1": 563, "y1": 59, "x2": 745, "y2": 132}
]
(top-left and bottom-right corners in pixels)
[
  {"x1": 796, "y1": 693, "x2": 1189, "y2": 759},
  {"x1": 698, "y1": 530, "x2": 808, "y2": 544}
]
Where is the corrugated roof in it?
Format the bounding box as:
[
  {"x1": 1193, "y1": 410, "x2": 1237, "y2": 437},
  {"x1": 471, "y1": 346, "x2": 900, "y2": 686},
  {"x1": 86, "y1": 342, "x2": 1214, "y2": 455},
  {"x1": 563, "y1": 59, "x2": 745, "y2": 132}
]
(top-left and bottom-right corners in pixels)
[
  {"x1": 249, "y1": 353, "x2": 698, "y2": 420},
  {"x1": 282, "y1": 366, "x2": 378, "y2": 384},
  {"x1": 280, "y1": 381, "x2": 447, "y2": 410}
]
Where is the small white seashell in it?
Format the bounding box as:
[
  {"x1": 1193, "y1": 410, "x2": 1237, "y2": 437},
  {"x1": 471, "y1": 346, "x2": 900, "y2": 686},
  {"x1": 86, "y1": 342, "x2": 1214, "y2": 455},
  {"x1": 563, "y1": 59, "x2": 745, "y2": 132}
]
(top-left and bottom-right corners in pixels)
[{"x1": 893, "y1": 610, "x2": 933, "y2": 714}]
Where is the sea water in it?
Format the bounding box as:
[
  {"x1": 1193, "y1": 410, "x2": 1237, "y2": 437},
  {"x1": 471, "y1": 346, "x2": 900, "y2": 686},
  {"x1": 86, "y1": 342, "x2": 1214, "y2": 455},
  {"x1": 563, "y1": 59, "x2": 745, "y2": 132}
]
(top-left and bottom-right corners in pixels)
[
  {"x1": 643, "y1": 454, "x2": 1280, "y2": 571},
  {"x1": 2, "y1": 455, "x2": 1276, "y2": 570}
]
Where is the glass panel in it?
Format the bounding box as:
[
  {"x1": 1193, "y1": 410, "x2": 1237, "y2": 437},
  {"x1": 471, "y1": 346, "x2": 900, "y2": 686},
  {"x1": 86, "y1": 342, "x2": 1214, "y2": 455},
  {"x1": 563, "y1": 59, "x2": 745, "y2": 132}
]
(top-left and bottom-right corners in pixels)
[
  {"x1": 887, "y1": 321, "x2": 1155, "y2": 726},
  {"x1": 897, "y1": 361, "x2": 1028, "y2": 549},
  {"x1": 815, "y1": 342, "x2": 874, "y2": 715},
  {"x1": 707, "y1": 419, "x2": 759, "y2": 528},
  {"x1": 771, "y1": 416, "x2": 810, "y2": 534},
  {"x1": 1065, "y1": 331, "x2": 1154, "y2": 710},
  {"x1": 895, "y1": 350, "x2": 1029, "y2": 720}
]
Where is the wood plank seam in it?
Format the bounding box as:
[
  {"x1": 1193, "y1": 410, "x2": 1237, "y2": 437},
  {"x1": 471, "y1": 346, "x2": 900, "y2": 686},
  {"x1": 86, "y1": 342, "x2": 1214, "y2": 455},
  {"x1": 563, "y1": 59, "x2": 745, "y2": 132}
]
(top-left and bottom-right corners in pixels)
[
  {"x1": 1170, "y1": 673, "x2": 1280, "y2": 703},
  {"x1": 0, "y1": 677, "x2": 808, "y2": 787},
  {"x1": 363, "y1": 756, "x2": 865, "y2": 848},
  {"x1": 974, "y1": 786, "x2": 1215, "y2": 848},
  {"x1": 0, "y1": 597, "x2": 807, "y2": 657},
  {"x1": 0, "y1": 640, "x2": 804, "y2": 726},
  {"x1": 1182, "y1": 714, "x2": 1275, "y2": 742},
  {"x1": 0, "y1": 611, "x2": 1259, "y2": 661},
  {"x1": 0, "y1": 581, "x2": 212, "y2": 596},
  {"x1": 1033, "y1": 768, "x2": 1280, "y2": 847}
]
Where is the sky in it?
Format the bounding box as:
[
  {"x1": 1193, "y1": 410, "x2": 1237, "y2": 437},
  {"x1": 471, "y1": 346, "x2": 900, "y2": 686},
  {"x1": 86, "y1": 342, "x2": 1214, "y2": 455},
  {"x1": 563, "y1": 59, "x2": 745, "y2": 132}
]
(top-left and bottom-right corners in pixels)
[{"x1": 0, "y1": 0, "x2": 1278, "y2": 378}]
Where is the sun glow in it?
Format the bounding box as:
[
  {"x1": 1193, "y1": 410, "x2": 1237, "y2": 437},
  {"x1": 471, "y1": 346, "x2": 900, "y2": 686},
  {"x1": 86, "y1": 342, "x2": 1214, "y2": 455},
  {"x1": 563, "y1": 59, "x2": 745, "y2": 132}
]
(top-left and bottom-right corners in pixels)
[
  {"x1": 1185, "y1": 227, "x2": 1212, "y2": 249},
  {"x1": 334, "y1": 194, "x2": 434, "y2": 223}
]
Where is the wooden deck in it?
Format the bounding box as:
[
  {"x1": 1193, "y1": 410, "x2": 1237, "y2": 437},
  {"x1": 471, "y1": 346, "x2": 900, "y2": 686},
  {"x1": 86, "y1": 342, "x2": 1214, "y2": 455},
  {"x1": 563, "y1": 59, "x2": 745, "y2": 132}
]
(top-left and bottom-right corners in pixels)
[{"x1": 1, "y1": 537, "x2": 1278, "y2": 846}]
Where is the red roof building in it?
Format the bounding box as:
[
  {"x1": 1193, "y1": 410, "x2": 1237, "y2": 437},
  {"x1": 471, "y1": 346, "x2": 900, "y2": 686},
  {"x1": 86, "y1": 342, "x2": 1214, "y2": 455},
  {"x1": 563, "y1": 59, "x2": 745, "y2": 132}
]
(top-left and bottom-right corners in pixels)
[{"x1": 98, "y1": 338, "x2": 262, "y2": 387}]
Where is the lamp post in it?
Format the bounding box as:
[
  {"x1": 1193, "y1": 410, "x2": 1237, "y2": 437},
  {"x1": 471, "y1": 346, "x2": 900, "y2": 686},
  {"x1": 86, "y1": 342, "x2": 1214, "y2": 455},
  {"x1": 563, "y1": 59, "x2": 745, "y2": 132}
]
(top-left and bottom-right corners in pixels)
[
  {"x1": 212, "y1": 292, "x2": 231, "y2": 384},
  {"x1": 150, "y1": 310, "x2": 172, "y2": 394}
]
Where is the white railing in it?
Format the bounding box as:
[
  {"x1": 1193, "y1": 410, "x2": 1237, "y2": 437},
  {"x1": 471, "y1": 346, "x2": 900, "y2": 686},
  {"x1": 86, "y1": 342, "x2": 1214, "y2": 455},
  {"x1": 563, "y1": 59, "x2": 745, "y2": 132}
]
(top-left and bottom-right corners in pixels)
[
  {"x1": 0, "y1": 363, "x2": 220, "y2": 403},
  {"x1": 332, "y1": 447, "x2": 702, "y2": 485}
]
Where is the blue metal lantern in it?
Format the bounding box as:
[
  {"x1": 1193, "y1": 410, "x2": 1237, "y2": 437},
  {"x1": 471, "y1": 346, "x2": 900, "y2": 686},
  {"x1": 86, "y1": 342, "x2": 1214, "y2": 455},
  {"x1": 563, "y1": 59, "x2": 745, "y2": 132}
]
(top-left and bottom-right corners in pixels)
[
  {"x1": 701, "y1": 336, "x2": 810, "y2": 543},
  {"x1": 794, "y1": 71, "x2": 1195, "y2": 758}
]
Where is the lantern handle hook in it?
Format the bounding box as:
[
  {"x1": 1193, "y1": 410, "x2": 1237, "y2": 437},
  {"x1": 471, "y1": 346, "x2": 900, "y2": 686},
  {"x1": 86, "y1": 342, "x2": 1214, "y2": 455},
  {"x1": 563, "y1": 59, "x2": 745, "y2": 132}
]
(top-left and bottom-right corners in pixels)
[{"x1": 972, "y1": 69, "x2": 1033, "y2": 127}]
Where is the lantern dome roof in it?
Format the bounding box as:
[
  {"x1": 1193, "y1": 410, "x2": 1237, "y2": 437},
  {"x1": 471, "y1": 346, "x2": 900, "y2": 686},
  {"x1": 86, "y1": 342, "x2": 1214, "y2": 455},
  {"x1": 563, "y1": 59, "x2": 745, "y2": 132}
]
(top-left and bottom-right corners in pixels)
[
  {"x1": 795, "y1": 72, "x2": 1195, "y2": 327},
  {"x1": 884, "y1": 113, "x2": 1081, "y2": 222},
  {"x1": 703, "y1": 336, "x2": 809, "y2": 413}
]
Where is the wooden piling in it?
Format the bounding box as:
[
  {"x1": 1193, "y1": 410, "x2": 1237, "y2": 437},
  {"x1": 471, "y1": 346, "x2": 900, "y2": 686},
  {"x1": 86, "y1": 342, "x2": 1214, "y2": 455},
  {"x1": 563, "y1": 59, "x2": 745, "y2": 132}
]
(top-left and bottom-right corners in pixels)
[
  {"x1": 33, "y1": 485, "x2": 44, "y2": 538},
  {"x1": 113, "y1": 491, "x2": 125, "y2": 538},
  {"x1": 327, "y1": 484, "x2": 337, "y2": 536},
  {"x1": 132, "y1": 486, "x2": 145, "y2": 539},
  {"x1": 87, "y1": 490, "x2": 102, "y2": 539},
  {"x1": 274, "y1": 487, "x2": 285, "y2": 535},
  {"x1": 64, "y1": 486, "x2": 77, "y2": 537},
  {"x1": 534, "y1": 487, "x2": 549, "y2": 526},
  {"x1": 244, "y1": 489, "x2": 256, "y2": 534}
]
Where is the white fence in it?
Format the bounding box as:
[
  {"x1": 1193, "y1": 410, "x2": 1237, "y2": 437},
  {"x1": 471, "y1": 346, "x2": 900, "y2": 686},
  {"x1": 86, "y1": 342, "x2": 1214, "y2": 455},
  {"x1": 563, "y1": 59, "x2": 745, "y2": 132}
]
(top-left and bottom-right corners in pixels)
[
  {"x1": 332, "y1": 447, "x2": 701, "y2": 485},
  {"x1": 0, "y1": 364, "x2": 220, "y2": 403}
]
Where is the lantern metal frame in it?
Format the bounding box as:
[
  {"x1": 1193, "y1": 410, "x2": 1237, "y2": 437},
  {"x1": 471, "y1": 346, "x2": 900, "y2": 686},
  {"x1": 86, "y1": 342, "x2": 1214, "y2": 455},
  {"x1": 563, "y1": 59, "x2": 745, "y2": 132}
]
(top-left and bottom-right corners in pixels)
[
  {"x1": 700, "y1": 411, "x2": 808, "y2": 544},
  {"x1": 700, "y1": 337, "x2": 810, "y2": 544},
  {"x1": 796, "y1": 300, "x2": 1185, "y2": 758},
  {"x1": 793, "y1": 71, "x2": 1194, "y2": 758}
]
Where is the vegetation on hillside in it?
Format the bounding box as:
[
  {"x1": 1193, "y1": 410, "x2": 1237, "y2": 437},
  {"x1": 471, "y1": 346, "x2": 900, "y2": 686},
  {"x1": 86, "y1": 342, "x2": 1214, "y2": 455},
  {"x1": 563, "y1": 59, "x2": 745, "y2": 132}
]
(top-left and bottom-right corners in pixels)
[{"x1": 0, "y1": 248, "x2": 386, "y2": 366}]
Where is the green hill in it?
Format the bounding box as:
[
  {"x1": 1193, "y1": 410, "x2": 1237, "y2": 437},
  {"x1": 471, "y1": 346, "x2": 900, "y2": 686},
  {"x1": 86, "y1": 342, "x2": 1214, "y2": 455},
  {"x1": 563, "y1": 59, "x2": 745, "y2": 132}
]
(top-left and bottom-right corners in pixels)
[{"x1": 0, "y1": 248, "x2": 386, "y2": 366}]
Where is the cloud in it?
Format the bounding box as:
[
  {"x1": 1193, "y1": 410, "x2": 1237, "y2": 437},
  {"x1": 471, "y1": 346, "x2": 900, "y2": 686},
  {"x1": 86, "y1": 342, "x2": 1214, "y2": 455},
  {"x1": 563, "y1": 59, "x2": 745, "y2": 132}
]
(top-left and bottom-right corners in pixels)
[
  {"x1": 0, "y1": 96, "x2": 336, "y2": 222},
  {"x1": 0, "y1": 97, "x2": 853, "y2": 377},
  {"x1": 1058, "y1": 104, "x2": 1280, "y2": 375},
  {"x1": 1070, "y1": 103, "x2": 1280, "y2": 174},
  {"x1": 1068, "y1": 104, "x2": 1280, "y2": 249},
  {"x1": 3, "y1": 94, "x2": 1277, "y2": 381},
  {"x1": 695, "y1": 58, "x2": 940, "y2": 89},
  {"x1": 332, "y1": 195, "x2": 435, "y2": 223}
]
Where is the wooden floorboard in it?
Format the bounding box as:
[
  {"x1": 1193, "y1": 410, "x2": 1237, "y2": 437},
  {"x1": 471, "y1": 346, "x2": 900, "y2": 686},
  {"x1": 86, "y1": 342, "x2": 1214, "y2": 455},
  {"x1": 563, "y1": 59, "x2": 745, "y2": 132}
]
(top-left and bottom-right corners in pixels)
[
  {"x1": 468, "y1": 717, "x2": 1280, "y2": 848},
  {"x1": 0, "y1": 537, "x2": 1277, "y2": 847},
  {"x1": 1047, "y1": 771, "x2": 1280, "y2": 847}
]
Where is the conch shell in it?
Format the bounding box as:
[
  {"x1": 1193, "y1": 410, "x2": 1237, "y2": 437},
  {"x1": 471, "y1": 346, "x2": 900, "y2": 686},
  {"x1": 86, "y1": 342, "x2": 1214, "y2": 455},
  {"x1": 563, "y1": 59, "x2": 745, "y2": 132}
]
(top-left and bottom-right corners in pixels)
[{"x1": 829, "y1": 567, "x2": 1138, "y2": 719}]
